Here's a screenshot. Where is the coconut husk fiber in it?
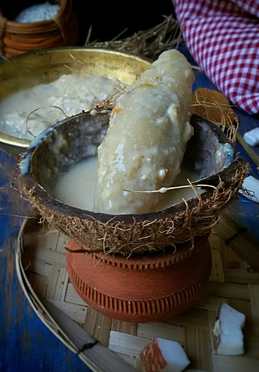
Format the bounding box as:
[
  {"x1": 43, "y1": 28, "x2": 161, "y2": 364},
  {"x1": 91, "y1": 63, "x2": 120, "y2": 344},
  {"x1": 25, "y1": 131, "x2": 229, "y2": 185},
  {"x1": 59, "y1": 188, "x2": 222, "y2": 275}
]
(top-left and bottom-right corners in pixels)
[
  {"x1": 20, "y1": 104, "x2": 248, "y2": 256},
  {"x1": 23, "y1": 162, "x2": 246, "y2": 257},
  {"x1": 192, "y1": 88, "x2": 239, "y2": 143}
]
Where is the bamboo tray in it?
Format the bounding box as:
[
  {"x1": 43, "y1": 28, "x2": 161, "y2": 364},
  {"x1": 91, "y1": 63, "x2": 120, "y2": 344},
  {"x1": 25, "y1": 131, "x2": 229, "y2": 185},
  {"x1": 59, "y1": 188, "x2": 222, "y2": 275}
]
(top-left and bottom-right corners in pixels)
[{"x1": 16, "y1": 216, "x2": 259, "y2": 372}]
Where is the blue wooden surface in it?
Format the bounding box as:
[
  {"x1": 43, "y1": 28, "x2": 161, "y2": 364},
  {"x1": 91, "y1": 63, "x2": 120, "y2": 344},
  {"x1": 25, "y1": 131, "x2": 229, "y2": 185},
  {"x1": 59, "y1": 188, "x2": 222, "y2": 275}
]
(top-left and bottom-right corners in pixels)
[
  {"x1": 0, "y1": 150, "x2": 90, "y2": 372},
  {"x1": 0, "y1": 56, "x2": 258, "y2": 371}
]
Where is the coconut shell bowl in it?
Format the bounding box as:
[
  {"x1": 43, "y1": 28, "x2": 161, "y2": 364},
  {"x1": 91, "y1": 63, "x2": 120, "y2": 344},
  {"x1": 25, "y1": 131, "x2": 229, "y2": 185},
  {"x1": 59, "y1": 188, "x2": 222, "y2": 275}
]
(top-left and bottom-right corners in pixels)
[{"x1": 19, "y1": 111, "x2": 247, "y2": 322}]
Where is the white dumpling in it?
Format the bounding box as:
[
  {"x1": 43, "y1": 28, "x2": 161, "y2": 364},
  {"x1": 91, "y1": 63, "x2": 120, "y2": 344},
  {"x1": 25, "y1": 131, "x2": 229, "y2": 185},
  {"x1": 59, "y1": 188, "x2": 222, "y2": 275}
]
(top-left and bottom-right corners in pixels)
[{"x1": 97, "y1": 50, "x2": 194, "y2": 214}]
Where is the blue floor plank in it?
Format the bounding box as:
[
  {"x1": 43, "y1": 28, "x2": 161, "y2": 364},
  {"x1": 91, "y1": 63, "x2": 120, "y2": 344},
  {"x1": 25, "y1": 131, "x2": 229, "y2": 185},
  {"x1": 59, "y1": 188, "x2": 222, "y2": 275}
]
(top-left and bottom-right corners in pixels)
[{"x1": 0, "y1": 149, "x2": 90, "y2": 372}]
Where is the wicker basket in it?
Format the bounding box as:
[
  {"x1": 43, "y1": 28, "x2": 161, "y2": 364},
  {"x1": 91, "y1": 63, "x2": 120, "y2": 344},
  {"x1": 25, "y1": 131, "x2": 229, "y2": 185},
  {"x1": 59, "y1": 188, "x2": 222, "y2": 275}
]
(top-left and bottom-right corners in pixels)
[
  {"x1": 19, "y1": 110, "x2": 247, "y2": 256},
  {"x1": 0, "y1": 0, "x2": 78, "y2": 58}
]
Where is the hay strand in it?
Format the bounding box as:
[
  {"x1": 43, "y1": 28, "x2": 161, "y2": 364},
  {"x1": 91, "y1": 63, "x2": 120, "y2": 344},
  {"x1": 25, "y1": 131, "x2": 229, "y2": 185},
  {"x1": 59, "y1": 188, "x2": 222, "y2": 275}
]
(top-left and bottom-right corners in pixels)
[
  {"x1": 85, "y1": 15, "x2": 181, "y2": 60},
  {"x1": 125, "y1": 181, "x2": 217, "y2": 194},
  {"x1": 25, "y1": 106, "x2": 68, "y2": 137}
]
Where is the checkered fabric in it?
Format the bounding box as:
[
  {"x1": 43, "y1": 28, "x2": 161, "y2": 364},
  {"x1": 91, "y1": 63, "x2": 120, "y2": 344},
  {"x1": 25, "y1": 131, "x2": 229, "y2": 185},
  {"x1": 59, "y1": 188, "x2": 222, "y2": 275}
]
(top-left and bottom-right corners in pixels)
[{"x1": 174, "y1": 0, "x2": 259, "y2": 113}]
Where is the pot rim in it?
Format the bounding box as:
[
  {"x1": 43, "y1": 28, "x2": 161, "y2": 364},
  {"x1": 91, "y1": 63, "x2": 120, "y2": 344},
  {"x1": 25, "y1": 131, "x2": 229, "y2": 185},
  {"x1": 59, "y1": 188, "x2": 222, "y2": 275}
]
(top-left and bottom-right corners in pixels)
[{"x1": 66, "y1": 236, "x2": 209, "y2": 270}]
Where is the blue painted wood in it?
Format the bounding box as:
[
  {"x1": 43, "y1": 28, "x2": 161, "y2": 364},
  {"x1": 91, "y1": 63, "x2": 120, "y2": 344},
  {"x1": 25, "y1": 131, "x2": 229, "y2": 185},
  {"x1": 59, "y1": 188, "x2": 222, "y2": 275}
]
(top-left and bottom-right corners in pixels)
[
  {"x1": 0, "y1": 149, "x2": 90, "y2": 372},
  {"x1": 0, "y1": 243, "x2": 90, "y2": 372}
]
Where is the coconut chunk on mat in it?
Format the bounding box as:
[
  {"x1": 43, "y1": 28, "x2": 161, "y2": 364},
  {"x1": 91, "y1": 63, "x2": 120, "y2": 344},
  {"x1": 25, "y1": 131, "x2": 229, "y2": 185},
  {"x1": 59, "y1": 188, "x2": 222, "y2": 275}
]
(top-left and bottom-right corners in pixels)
[
  {"x1": 213, "y1": 303, "x2": 246, "y2": 356},
  {"x1": 243, "y1": 128, "x2": 259, "y2": 147},
  {"x1": 140, "y1": 338, "x2": 190, "y2": 372}
]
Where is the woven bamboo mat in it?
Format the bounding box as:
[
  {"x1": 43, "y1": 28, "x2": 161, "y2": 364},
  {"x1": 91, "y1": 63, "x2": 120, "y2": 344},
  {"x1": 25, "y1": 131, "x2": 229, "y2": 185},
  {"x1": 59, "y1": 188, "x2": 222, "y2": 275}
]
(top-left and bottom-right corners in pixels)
[{"x1": 18, "y1": 213, "x2": 259, "y2": 372}]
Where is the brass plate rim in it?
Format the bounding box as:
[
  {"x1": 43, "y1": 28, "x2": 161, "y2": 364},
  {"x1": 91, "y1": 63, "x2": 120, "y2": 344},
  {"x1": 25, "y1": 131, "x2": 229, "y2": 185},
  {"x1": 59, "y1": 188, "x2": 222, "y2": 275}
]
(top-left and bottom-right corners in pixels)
[{"x1": 0, "y1": 47, "x2": 150, "y2": 149}]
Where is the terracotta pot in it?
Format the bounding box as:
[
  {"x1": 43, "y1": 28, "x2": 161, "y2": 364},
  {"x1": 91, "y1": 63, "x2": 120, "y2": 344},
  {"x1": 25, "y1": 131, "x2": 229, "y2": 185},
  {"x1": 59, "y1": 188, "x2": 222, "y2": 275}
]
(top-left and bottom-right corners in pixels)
[{"x1": 66, "y1": 237, "x2": 211, "y2": 322}]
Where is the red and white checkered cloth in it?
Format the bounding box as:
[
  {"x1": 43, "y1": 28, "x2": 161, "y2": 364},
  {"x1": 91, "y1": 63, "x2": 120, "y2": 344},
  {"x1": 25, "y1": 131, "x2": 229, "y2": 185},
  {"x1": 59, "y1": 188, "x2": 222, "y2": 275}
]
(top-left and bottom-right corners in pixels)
[{"x1": 174, "y1": 0, "x2": 259, "y2": 114}]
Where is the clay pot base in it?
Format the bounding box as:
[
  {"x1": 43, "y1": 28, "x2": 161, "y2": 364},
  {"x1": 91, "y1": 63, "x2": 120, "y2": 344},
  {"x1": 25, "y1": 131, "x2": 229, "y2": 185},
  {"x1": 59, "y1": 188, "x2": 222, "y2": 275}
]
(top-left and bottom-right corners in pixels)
[{"x1": 66, "y1": 238, "x2": 212, "y2": 322}]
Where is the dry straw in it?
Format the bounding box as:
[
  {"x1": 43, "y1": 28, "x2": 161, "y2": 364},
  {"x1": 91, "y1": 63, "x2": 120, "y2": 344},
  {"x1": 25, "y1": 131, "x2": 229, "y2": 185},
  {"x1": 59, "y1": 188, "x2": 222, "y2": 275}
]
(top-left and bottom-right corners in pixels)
[{"x1": 85, "y1": 15, "x2": 182, "y2": 60}]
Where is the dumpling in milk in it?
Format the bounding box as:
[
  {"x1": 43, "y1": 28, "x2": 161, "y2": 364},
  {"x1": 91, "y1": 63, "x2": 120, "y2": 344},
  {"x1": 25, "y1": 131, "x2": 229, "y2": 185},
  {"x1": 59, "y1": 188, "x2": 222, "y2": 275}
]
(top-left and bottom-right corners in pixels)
[{"x1": 97, "y1": 50, "x2": 194, "y2": 214}]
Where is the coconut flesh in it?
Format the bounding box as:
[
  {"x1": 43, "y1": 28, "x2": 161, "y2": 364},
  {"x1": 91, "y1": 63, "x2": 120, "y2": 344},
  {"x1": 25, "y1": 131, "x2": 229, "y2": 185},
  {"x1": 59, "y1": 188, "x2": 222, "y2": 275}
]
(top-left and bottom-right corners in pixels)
[
  {"x1": 54, "y1": 50, "x2": 198, "y2": 214},
  {"x1": 213, "y1": 303, "x2": 246, "y2": 355},
  {"x1": 140, "y1": 338, "x2": 191, "y2": 372}
]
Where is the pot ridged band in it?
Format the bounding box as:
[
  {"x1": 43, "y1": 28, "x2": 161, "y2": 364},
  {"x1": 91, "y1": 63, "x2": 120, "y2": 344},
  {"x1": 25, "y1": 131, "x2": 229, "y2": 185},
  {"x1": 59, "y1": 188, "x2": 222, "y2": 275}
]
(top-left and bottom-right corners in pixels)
[
  {"x1": 66, "y1": 237, "x2": 211, "y2": 321},
  {"x1": 68, "y1": 263, "x2": 204, "y2": 322}
]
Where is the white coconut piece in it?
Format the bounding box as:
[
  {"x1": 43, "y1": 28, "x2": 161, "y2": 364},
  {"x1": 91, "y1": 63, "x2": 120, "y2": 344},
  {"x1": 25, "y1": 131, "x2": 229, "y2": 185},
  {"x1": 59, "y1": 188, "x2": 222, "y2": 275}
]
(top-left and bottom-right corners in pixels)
[
  {"x1": 140, "y1": 338, "x2": 190, "y2": 372},
  {"x1": 213, "y1": 303, "x2": 245, "y2": 356},
  {"x1": 241, "y1": 176, "x2": 259, "y2": 203},
  {"x1": 157, "y1": 338, "x2": 190, "y2": 372},
  {"x1": 243, "y1": 128, "x2": 259, "y2": 147}
]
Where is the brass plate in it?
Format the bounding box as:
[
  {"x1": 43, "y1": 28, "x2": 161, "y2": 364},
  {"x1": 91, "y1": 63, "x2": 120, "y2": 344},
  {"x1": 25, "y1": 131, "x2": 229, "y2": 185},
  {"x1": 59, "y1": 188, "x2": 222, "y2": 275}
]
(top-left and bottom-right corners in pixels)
[{"x1": 0, "y1": 48, "x2": 150, "y2": 149}]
